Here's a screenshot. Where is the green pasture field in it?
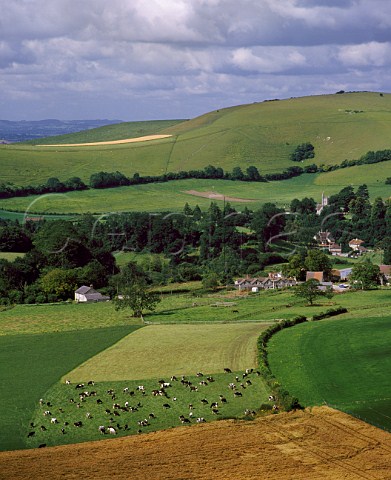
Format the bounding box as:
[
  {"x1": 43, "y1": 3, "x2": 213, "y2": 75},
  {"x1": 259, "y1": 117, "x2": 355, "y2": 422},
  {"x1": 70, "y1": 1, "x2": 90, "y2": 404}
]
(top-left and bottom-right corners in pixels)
[
  {"x1": 26, "y1": 119, "x2": 184, "y2": 145},
  {"x1": 113, "y1": 251, "x2": 168, "y2": 268},
  {"x1": 0, "y1": 302, "x2": 142, "y2": 336},
  {"x1": 1, "y1": 92, "x2": 391, "y2": 188},
  {"x1": 0, "y1": 168, "x2": 389, "y2": 215},
  {"x1": 65, "y1": 323, "x2": 269, "y2": 382},
  {"x1": 27, "y1": 370, "x2": 270, "y2": 449},
  {"x1": 0, "y1": 252, "x2": 25, "y2": 261},
  {"x1": 0, "y1": 325, "x2": 141, "y2": 451},
  {"x1": 0, "y1": 209, "x2": 78, "y2": 222},
  {"x1": 147, "y1": 287, "x2": 391, "y2": 324},
  {"x1": 267, "y1": 314, "x2": 391, "y2": 432}
]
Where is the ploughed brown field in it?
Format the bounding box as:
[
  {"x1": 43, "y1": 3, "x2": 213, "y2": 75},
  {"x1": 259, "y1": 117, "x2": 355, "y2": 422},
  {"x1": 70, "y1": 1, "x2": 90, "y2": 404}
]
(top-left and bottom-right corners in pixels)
[{"x1": 2, "y1": 407, "x2": 391, "y2": 480}]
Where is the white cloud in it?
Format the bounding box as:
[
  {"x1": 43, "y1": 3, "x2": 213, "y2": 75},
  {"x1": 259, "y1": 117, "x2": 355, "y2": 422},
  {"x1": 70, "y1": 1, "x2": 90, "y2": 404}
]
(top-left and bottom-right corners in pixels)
[
  {"x1": 338, "y1": 42, "x2": 391, "y2": 67},
  {"x1": 0, "y1": 0, "x2": 390, "y2": 120}
]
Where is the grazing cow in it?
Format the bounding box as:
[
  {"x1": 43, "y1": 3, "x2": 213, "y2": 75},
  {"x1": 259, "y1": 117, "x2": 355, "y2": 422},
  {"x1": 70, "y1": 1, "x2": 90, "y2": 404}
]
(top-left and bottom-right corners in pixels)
[
  {"x1": 199, "y1": 381, "x2": 208, "y2": 386},
  {"x1": 137, "y1": 385, "x2": 145, "y2": 392},
  {"x1": 86, "y1": 412, "x2": 92, "y2": 419},
  {"x1": 97, "y1": 399, "x2": 103, "y2": 405},
  {"x1": 245, "y1": 380, "x2": 252, "y2": 386},
  {"x1": 245, "y1": 368, "x2": 253, "y2": 374},
  {"x1": 206, "y1": 376, "x2": 215, "y2": 382},
  {"x1": 190, "y1": 386, "x2": 198, "y2": 392},
  {"x1": 211, "y1": 408, "x2": 219, "y2": 415},
  {"x1": 232, "y1": 310, "x2": 239, "y2": 313},
  {"x1": 98, "y1": 425, "x2": 106, "y2": 434},
  {"x1": 51, "y1": 418, "x2": 58, "y2": 424},
  {"x1": 219, "y1": 396, "x2": 227, "y2": 403},
  {"x1": 224, "y1": 368, "x2": 232, "y2": 373},
  {"x1": 273, "y1": 404, "x2": 279, "y2": 411},
  {"x1": 40, "y1": 426, "x2": 46, "y2": 431},
  {"x1": 210, "y1": 402, "x2": 218, "y2": 408},
  {"x1": 27, "y1": 431, "x2": 35, "y2": 438},
  {"x1": 43, "y1": 411, "x2": 51, "y2": 416},
  {"x1": 201, "y1": 398, "x2": 208, "y2": 405},
  {"x1": 65, "y1": 380, "x2": 71, "y2": 385},
  {"x1": 163, "y1": 403, "x2": 171, "y2": 409},
  {"x1": 228, "y1": 383, "x2": 236, "y2": 390},
  {"x1": 38, "y1": 444, "x2": 46, "y2": 448},
  {"x1": 188, "y1": 404, "x2": 193, "y2": 410},
  {"x1": 268, "y1": 395, "x2": 275, "y2": 402},
  {"x1": 171, "y1": 376, "x2": 178, "y2": 381},
  {"x1": 181, "y1": 418, "x2": 191, "y2": 424},
  {"x1": 107, "y1": 427, "x2": 116, "y2": 435},
  {"x1": 87, "y1": 380, "x2": 95, "y2": 386},
  {"x1": 149, "y1": 413, "x2": 156, "y2": 419},
  {"x1": 74, "y1": 421, "x2": 83, "y2": 427},
  {"x1": 61, "y1": 428, "x2": 66, "y2": 434},
  {"x1": 75, "y1": 383, "x2": 85, "y2": 389},
  {"x1": 196, "y1": 417, "x2": 206, "y2": 423},
  {"x1": 196, "y1": 372, "x2": 203, "y2": 377},
  {"x1": 234, "y1": 391, "x2": 242, "y2": 397}
]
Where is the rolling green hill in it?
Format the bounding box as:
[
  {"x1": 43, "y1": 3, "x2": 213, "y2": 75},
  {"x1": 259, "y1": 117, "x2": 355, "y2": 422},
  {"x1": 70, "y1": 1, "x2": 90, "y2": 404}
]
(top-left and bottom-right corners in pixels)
[{"x1": 0, "y1": 92, "x2": 390, "y2": 214}]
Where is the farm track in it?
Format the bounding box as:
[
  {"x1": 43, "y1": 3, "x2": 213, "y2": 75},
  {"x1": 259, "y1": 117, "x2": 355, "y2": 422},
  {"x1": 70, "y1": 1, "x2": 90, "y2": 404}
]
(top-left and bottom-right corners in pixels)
[{"x1": 2, "y1": 407, "x2": 391, "y2": 479}]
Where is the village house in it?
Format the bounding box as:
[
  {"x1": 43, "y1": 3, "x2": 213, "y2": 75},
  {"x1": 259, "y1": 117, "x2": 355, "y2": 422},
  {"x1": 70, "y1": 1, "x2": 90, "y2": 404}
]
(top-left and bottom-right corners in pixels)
[
  {"x1": 379, "y1": 265, "x2": 391, "y2": 285},
  {"x1": 234, "y1": 273, "x2": 297, "y2": 291},
  {"x1": 348, "y1": 238, "x2": 366, "y2": 253},
  {"x1": 75, "y1": 285, "x2": 110, "y2": 302},
  {"x1": 313, "y1": 230, "x2": 342, "y2": 256}
]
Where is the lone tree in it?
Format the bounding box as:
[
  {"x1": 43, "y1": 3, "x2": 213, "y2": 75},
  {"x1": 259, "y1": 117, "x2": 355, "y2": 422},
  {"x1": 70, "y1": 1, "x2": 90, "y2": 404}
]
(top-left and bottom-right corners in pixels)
[
  {"x1": 349, "y1": 259, "x2": 380, "y2": 290},
  {"x1": 294, "y1": 279, "x2": 333, "y2": 305},
  {"x1": 113, "y1": 282, "x2": 160, "y2": 318},
  {"x1": 112, "y1": 261, "x2": 161, "y2": 318}
]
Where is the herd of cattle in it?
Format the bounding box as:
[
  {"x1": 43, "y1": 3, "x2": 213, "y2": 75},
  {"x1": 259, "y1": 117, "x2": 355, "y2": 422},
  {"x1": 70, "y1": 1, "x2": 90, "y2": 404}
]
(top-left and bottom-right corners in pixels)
[{"x1": 28, "y1": 368, "x2": 277, "y2": 447}]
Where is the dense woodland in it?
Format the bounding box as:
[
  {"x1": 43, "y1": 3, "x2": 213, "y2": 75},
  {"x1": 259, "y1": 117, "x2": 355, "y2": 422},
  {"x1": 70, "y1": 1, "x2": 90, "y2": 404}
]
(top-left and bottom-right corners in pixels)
[{"x1": 0, "y1": 184, "x2": 390, "y2": 305}]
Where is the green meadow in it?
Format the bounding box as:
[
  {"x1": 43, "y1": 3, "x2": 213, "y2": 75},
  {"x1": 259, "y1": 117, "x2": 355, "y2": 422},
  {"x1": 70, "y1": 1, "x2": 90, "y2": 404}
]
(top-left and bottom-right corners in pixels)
[
  {"x1": 0, "y1": 167, "x2": 389, "y2": 215},
  {"x1": 1, "y1": 287, "x2": 391, "y2": 450},
  {"x1": 1, "y1": 92, "x2": 391, "y2": 189},
  {"x1": 267, "y1": 313, "x2": 391, "y2": 432},
  {"x1": 0, "y1": 325, "x2": 140, "y2": 451},
  {"x1": 65, "y1": 323, "x2": 269, "y2": 382}
]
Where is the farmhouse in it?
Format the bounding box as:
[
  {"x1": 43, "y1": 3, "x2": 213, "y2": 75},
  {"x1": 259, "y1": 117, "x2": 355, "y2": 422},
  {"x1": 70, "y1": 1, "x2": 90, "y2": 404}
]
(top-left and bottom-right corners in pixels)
[
  {"x1": 331, "y1": 268, "x2": 352, "y2": 281},
  {"x1": 75, "y1": 286, "x2": 110, "y2": 302},
  {"x1": 306, "y1": 271, "x2": 324, "y2": 282}
]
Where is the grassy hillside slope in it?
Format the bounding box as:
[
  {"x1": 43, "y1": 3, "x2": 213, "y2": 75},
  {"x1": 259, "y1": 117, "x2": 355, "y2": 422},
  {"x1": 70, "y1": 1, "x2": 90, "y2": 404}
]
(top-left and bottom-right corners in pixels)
[{"x1": 1, "y1": 92, "x2": 391, "y2": 189}]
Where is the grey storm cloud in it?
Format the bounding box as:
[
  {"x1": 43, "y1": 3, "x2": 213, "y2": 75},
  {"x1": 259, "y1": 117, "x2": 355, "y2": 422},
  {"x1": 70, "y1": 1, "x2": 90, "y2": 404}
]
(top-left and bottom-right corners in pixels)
[{"x1": 0, "y1": 0, "x2": 390, "y2": 120}]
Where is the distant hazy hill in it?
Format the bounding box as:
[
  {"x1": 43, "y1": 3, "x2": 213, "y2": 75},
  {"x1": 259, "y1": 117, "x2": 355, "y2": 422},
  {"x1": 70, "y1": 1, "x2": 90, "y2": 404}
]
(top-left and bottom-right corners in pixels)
[{"x1": 0, "y1": 119, "x2": 123, "y2": 143}]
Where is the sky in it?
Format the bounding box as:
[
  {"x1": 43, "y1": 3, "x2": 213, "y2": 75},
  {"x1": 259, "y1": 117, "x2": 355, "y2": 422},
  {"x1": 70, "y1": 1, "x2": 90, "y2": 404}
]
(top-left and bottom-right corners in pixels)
[{"x1": 1, "y1": 0, "x2": 391, "y2": 121}]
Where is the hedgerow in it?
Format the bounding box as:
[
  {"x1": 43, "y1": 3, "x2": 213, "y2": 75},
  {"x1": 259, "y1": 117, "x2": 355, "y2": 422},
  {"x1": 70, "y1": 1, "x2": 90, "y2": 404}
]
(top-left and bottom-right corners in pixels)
[{"x1": 257, "y1": 315, "x2": 307, "y2": 411}]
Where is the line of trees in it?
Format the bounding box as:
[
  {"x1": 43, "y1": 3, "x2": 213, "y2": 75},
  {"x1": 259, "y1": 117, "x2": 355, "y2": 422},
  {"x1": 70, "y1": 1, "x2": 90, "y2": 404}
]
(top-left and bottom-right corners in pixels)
[{"x1": 2, "y1": 149, "x2": 391, "y2": 200}]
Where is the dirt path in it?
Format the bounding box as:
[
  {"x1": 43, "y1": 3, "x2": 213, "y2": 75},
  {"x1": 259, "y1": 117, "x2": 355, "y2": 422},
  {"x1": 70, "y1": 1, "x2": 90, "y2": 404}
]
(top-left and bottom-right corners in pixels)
[
  {"x1": 2, "y1": 407, "x2": 390, "y2": 479},
  {"x1": 39, "y1": 134, "x2": 172, "y2": 147},
  {"x1": 184, "y1": 190, "x2": 256, "y2": 203}
]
